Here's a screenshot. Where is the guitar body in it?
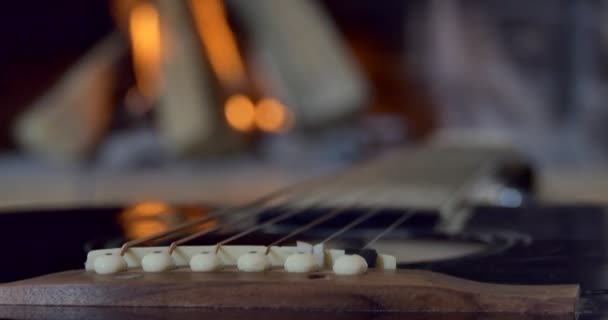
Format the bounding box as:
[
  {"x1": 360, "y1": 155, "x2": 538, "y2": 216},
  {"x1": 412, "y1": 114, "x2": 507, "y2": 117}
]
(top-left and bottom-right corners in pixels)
[
  {"x1": 0, "y1": 145, "x2": 601, "y2": 319},
  {"x1": 0, "y1": 204, "x2": 596, "y2": 320}
]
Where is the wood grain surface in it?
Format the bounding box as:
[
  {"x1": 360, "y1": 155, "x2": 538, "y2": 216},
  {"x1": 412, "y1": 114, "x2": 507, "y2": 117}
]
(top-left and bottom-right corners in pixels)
[
  {"x1": 0, "y1": 306, "x2": 575, "y2": 320},
  {"x1": 0, "y1": 268, "x2": 578, "y2": 314}
]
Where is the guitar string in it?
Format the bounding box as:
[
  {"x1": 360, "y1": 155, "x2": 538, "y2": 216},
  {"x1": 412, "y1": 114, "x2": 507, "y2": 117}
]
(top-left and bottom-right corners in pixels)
[
  {"x1": 131, "y1": 151, "x2": 398, "y2": 253},
  {"x1": 168, "y1": 206, "x2": 272, "y2": 254},
  {"x1": 213, "y1": 208, "x2": 312, "y2": 254},
  {"x1": 123, "y1": 149, "x2": 496, "y2": 259},
  {"x1": 309, "y1": 157, "x2": 429, "y2": 246},
  {"x1": 122, "y1": 150, "x2": 390, "y2": 254},
  {"x1": 358, "y1": 156, "x2": 496, "y2": 250},
  {"x1": 167, "y1": 192, "x2": 336, "y2": 254},
  {"x1": 361, "y1": 211, "x2": 415, "y2": 249},
  {"x1": 171, "y1": 200, "x2": 339, "y2": 254},
  {"x1": 257, "y1": 186, "x2": 387, "y2": 254},
  {"x1": 169, "y1": 203, "x2": 313, "y2": 254},
  {"x1": 213, "y1": 182, "x2": 378, "y2": 253},
  {"x1": 258, "y1": 184, "x2": 407, "y2": 249},
  {"x1": 119, "y1": 167, "x2": 351, "y2": 255},
  {"x1": 315, "y1": 187, "x2": 402, "y2": 245},
  {"x1": 316, "y1": 193, "x2": 416, "y2": 247},
  {"x1": 210, "y1": 183, "x2": 400, "y2": 254},
  {"x1": 190, "y1": 152, "x2": 494, "y2": 254},
  {"x1": 120, "y1": 210, "x2": 222, "y2": 255},
  {"x1": 317, "y1": 208, "x2": 382, "y2": 244},
  {"x1": 307, "y1": 152, "x2": 496, "y2": 251},
  {"x1": 262, "y1": 207, "x2": 344, "y2": 254}
]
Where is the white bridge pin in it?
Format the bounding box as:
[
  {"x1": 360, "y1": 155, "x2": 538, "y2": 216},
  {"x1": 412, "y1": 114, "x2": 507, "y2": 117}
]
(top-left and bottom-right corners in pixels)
[
  {"x1": 237, "y1": 251, "x2": 270, "y2": 272},
  {"x1": 94, "y1": 253, "x2": 128, "y2": 275},
  {"x1": 332, "y1": 254, "x2": 368, "y2": 275},
  {"x1": 190, "y1": 252, "x2": 223, "y2": 272},
  {"x1": 284, "y1": 252, "x2": 318, "y2": 273},
  {"x1": 142, "y1": 251, "x2": 175, "y2": 272}
]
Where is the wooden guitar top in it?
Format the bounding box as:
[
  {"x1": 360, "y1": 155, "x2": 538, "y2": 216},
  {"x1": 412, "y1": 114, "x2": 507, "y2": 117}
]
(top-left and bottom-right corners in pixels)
[{"x1": 0, "y1": 268, "x2": 578, "y2": 315}]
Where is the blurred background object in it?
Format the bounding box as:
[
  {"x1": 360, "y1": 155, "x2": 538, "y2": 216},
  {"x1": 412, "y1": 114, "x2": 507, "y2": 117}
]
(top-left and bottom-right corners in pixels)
[
  {"x1": 1, "y1": 0, "x2": 608, "y2": 208},
  {"x1": 406, "y1": 0, "x2": 608, "y2": 166},
  {"x1": 228, "y1": 0, "x2": 369, "y2": 127},
  {"x1": 13, "y1": 34, "x2": 124, "y2": 164}
]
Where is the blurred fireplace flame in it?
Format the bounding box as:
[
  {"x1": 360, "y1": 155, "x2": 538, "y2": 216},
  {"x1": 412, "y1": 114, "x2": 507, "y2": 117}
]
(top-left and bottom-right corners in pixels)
[
  {"x1": 129, "y1": 201, "x2": 170, "y2": 217},
  {"x1": 224, "y1": 94, "x2": 256, "y2": 132},
  {"x1": 129, "y1": 2, "x2": 162, "y2": 100},
  {"x1": 120, "y1": 201, "x2": 171, "y2": 239},
  {"x1": 190, "y1": 0, "x2": 246, "y2": 90},
  {"x1": 122, "y1": 0, "x2": 294, "y2": 134},
  {"x1": 120, "y1": 201, "x2": 217, "y2": 240},
  {"x1": 255, "y1": 98, "x2": 291, "y2": 132}
]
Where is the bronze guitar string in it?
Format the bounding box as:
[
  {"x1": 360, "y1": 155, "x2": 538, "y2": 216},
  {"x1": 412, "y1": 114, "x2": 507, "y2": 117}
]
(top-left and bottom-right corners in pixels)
[
  {"x1": 212, "y1": 187, "x2": 381, "y2": 254},
  {"x1": 119, "y1": 151, "x2": 497, "y2": 259},
  {"x1": 362, "y1": 211, "x2": 416, "y2": 249},
  {"x1": 314, "y1": 155, "x2": 497, "y2": 250},
  {"x1": 168, "y1": 173, "x2": 384, "y2": 254},
  {"x1": 262, "y1": 207, "x2": 344, "y2": 254},
  {"x1": 119, "y1": 167, "x2": 351, "y2": 255}
]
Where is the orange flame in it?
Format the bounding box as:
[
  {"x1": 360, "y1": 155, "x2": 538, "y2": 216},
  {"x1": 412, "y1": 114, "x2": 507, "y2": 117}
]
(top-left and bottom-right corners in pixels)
[
  {"x1": 255, "y1": 98, "x2": 290, "y2": 133},
  {"x1": 128, "y1": 201, "x2": 171, "y2": 217},
  {"x1": 224, "y1": 94, "x2": 255, "y2": 132},
  {"x1": 129, "y1": 2, "x2": 162, "y2": 99},
  {"x1": 120, "y1": 201, "x2": 171, "y2": 239},
  {"x1": 190, "y1": 0, "x2": 246, "y2": 89},
  {"x1": 120, "y1": 202, "x2": 218, "y2": 239}
]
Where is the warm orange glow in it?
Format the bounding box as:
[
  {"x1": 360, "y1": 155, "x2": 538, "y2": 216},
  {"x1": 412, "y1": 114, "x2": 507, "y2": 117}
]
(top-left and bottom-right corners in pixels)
[
  {"x1": 129, "y1": 2, "x2": 162, "y2": 99},
  {"x1": 119, "y1": 203, "x2": 217, "y2": 240},
  {"x1": 255, "y1": 98, "x2": 289, "y2": 132},
  {"x1": 110, "y1": 0, "x2": 138, "y2": 31},
  {"x1": 127, "y1": 220, "x2": 167, "y2": 239},
  {"x1": 190, "y1": 0, "x2": 246, "y2": 89},
  {"x1": 128, "y1": 201, "x2": 171, "y2": 217},
  {"x1": 120, "y1": 201, "x2": 171, "y2": 239},
  {"x1": 224, "y1": 94, "x2": 255, "y2": 132}
]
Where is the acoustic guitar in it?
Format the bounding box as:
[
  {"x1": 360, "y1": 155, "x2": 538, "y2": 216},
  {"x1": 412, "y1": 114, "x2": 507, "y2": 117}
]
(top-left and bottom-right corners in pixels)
[{"x1": 0, "y1": 143, "x2": 597, "y2": 319}]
